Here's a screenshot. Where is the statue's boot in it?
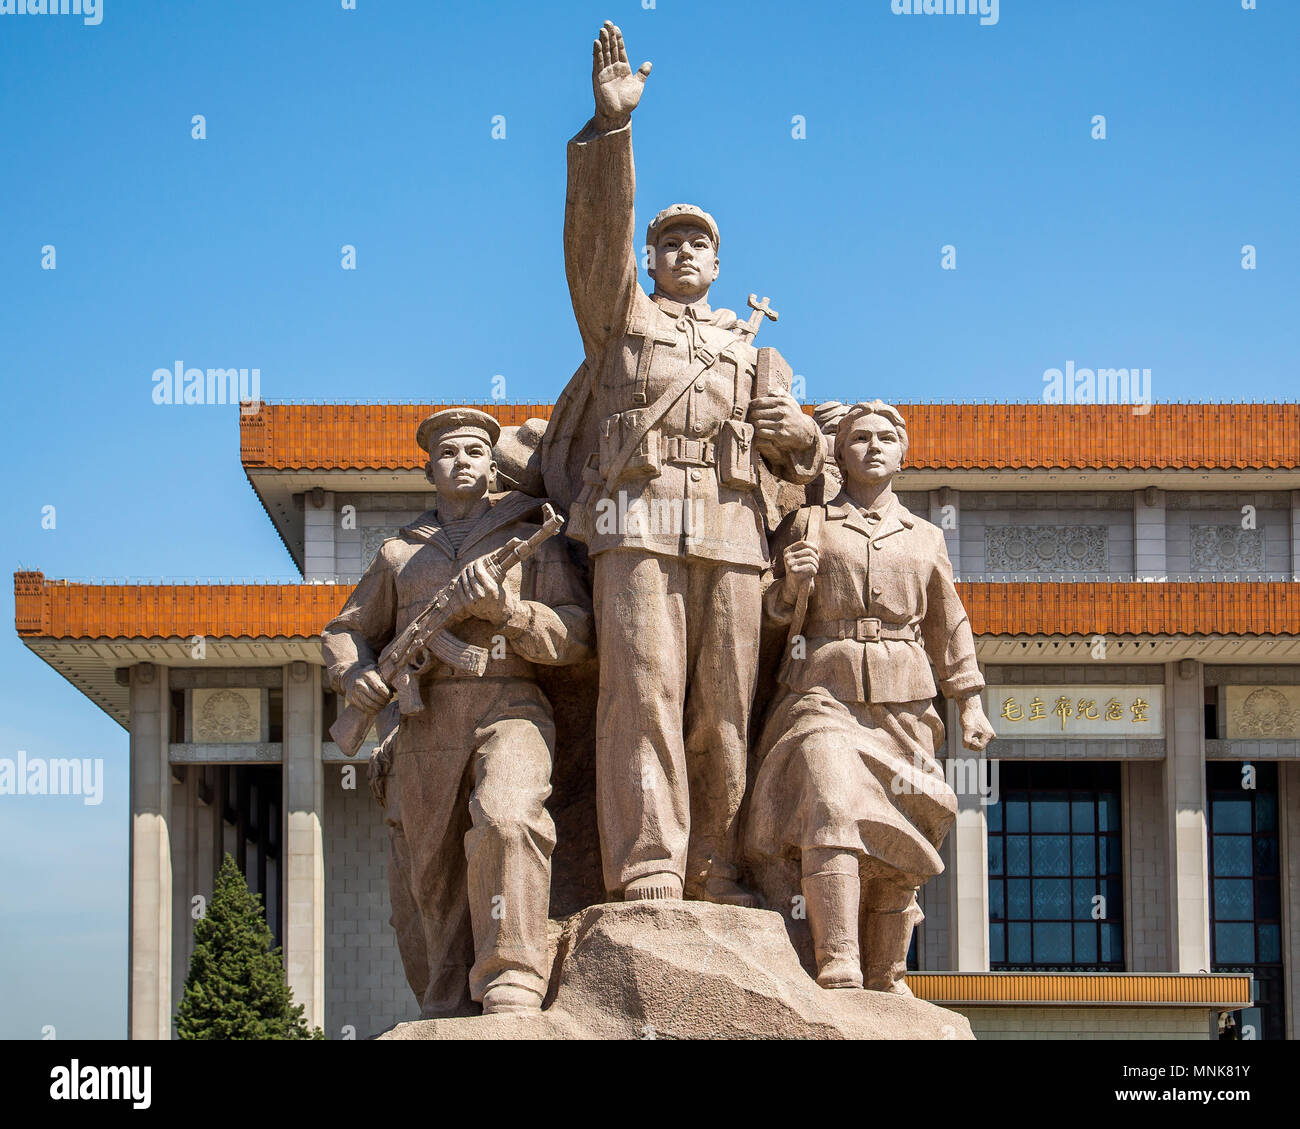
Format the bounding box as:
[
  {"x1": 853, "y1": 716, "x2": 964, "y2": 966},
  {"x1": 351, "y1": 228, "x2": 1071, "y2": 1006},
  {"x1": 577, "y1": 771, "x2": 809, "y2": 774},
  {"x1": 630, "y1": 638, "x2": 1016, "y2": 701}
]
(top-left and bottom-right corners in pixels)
[
  {"x1": 862, "y1": 906, "x2": 919, "y2": 996},
  {"x1": 623, "y1": 872, "x2": 684, "y2": 901},
  {"x1": 802, "y1": 870, "x2": 863, "y2": 989},
  {"x1": 481, "y1": 983, "x2": 544, "y2": 1016}
]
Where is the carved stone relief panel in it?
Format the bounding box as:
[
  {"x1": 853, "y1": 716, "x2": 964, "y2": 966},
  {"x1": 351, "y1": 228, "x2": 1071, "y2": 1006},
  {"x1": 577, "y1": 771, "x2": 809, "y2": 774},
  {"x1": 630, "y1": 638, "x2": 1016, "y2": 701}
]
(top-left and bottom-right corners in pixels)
[
  {"x1": 1225, "y1": 685, "x2": 1300, "y2": 739},
  {"x1": 192, "y1": 688, "x2": 262, "y2": 743},
  {"x1": 1189, "y1": 525, "x2": 1263, "y2": 572},
  {"x1": 985, "y1": 525, "x2": 1107, "y2": 573}
]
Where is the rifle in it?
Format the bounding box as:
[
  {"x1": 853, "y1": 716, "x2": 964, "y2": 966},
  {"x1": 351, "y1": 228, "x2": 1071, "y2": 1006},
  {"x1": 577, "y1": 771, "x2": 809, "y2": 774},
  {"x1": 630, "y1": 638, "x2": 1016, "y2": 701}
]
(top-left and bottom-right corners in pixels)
[{"x1": 329, "y1": 503, "x2": 564, "y2": 758}]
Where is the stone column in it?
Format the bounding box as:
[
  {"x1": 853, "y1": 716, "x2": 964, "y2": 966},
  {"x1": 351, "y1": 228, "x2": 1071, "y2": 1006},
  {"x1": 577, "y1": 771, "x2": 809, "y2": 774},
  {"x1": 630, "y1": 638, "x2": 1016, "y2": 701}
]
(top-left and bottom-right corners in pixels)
[
  {"x1": 169, "y1": 766, "x2": 191, "y2": 1016},
  {"x1": 129, "y1": 662, "x2": 171, "y2": 1040},
  {"x1": 282, "y1": 660, "x2": 325, "y2": 1029},
  {"x1": 1134, "y1": 487, "x2": 1166, "y2": 580},
  {"x1": 303, "y1": 490, "x2": 337, "y2": 582},
  {"x1": 1290, "y1": 489, "x2": 1300, "y2": 581},
  {"x1": 1163, "y1": 660, "x2": 1211, "y2": 972},
  {"x1": 193, "y1": 767, "x2": 217, "y2": 926},
  {"x1": 945, "y1": 698, "x2": 990, "y2": 971},
  {"x1": 1122, "y1": 761, "x2": 1171, "y2": 972}
]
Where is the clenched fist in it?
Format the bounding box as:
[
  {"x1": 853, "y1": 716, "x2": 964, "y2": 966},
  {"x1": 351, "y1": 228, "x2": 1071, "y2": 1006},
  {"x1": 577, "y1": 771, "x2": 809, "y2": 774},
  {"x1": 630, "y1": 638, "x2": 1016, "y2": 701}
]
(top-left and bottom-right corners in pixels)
[
  {"x1": 454, "y1": 557, "x2": 517, "y2": 626},
  {"x1": 781, "y1": 538, "x2": 820, "y2": 604},
  {"x1": 750, "y1": 393, "x2": 816, "y2": 453},
  {"x1": 959, "y1": 695, "x2": 996, "y2": 752},
  {"x1": 345, "y1": 667, "x2": 391, "y2": 712}
]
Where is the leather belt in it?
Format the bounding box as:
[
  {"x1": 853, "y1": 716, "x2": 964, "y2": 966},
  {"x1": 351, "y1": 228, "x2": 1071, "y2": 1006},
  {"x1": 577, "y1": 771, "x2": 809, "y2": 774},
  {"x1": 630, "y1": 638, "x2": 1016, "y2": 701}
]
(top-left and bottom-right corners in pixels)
[
  {"x1": 803, "y1": 616, "x2": 920, "y2": 643},
  {"x1": 663, "y1": 436, "x2": 716, "y2": 466}
]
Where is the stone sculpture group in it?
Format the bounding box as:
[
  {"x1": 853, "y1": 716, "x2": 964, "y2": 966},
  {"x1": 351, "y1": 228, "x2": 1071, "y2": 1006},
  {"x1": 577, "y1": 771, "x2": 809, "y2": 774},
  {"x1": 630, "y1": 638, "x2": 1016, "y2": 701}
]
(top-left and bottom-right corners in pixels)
[{"x1": 323, "y1": 22, "x2": 995, "y2": 1034}]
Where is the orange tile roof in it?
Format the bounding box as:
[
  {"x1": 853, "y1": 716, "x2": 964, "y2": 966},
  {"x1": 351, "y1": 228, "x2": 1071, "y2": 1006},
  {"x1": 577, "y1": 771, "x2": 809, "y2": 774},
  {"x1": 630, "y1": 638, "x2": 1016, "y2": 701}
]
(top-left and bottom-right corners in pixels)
[
  {"x1": 239, "y1": 402, "x2": 1300, "y2": 472},
  {"x1": 906, "y1": 971, "x2": 1252, "y2": 1008},
  {"x1": 963, "y1": 581, "x2": 1300, "y2": 636},
  {"x1": 14, "y1": 573, "x2": 351, "y2": 640},
  {"x1": 15, "y1": 573, "x2": 1300, "y2": 640}
]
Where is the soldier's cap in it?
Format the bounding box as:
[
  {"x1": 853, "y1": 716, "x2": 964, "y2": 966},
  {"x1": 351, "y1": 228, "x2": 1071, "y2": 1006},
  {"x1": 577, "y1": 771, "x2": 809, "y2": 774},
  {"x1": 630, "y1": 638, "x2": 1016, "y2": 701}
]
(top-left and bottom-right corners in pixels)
[
  {"x1": 646, "y1": 204, "x2": 720, "y2": 252},
  {"x1": 416, "y1": 407, "x2": 501, "y2": 455}
]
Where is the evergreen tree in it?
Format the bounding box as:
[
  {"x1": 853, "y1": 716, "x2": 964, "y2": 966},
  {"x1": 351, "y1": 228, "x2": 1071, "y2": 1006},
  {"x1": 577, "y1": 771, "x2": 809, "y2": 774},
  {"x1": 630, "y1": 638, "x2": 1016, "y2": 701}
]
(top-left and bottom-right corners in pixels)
[{"x1": 176, "y1": 852, "x2": 323, "y2": 1040}]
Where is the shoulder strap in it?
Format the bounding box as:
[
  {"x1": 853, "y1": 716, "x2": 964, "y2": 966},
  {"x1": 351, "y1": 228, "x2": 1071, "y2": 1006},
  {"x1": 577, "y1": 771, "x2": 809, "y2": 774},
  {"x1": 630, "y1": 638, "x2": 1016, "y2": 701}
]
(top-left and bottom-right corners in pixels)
[
  {"x1": 805, "y1": 501, "x2": 825, "y2": 548},
  {"x1": 602, "y1": 342, "x2": 740, "y2": 492}
]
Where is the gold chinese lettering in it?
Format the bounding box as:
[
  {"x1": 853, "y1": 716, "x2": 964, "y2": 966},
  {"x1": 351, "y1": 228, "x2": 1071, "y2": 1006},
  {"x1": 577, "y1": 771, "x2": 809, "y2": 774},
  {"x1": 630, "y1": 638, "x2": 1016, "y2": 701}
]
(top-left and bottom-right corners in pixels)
[
  {"x1": 1000, "y1": 697, "x2": 1023, "y2": 722},
  {"x1": 1053, "y1": 696, "x2": 1073, "y2": 732}
]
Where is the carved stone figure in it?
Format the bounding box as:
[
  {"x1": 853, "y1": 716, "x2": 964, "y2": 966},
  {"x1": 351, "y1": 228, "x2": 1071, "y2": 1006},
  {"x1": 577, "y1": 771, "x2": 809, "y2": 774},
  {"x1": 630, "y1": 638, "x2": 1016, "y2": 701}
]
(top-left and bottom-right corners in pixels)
[
  {"x1": 322, "y1": 408, "x2": 594, "y2": 1017},
  {"x1": 745, "y1": 401, "x2": 996, "y2": 993},
  {"x1": 546, "y1": 21, "x2": 824, "y2": 907}
]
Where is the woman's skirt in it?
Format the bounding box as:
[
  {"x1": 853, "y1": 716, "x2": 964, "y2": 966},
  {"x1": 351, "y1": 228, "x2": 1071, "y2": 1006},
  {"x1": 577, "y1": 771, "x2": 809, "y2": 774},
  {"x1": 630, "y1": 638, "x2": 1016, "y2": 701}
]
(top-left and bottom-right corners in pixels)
[{"x1": 745, "y1": 688, "x2": 957, "y2": 881}]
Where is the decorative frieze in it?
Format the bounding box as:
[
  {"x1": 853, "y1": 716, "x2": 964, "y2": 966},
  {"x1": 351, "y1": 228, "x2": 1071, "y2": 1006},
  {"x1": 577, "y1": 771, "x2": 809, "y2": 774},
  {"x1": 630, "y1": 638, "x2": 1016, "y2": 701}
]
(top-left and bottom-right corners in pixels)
[
  {"x1": 168, "y1": 668, "x2": 282, "y2": 689},
  {"x1": 1166, "y1": 492, "x2": 1290, "y2": 510},
  {"x1": 1189, "y1": 525, "x2": 1263, "y2": 572},
  {"x1": 1204, "y1": 666, "x2": 1300, "y2": 686},
  {"x1": 962, "y1": 492, "x2": 1132, "y2": 511},
  {"x1": 985, "y1": 664, "x2": 1164, "y2": 685},
  {"x1": 985, "y1": 525, "x2": 1107, "y2": 573},
  {"x1": 169, "y1": 742, "x2": 282, "y2": 764}
]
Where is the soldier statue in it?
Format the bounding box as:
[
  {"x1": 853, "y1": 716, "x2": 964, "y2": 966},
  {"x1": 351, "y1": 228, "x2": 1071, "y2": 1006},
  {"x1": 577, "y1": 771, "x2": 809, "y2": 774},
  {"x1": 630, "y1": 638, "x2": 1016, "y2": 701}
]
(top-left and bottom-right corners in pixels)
[
  {"x1": 322, "y1": 408, "x2": 593, "y2": 1017},
  {"x1": 746, "y1": 401, "x2": 996, "y2": 993},
  {"x1": 547, "y1": 22, "x2": 824, "y2": 906}
]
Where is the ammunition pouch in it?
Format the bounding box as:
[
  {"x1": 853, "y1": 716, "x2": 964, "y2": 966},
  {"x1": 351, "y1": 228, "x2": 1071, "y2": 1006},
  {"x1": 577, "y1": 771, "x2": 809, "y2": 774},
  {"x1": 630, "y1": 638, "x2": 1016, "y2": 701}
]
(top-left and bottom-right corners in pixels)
[
  {"x1": 599, "y1": 409, "x2": 663, "y2": 488},
  {"x1": 716, "y1": 419, "x2": 759, "y2": 490}
]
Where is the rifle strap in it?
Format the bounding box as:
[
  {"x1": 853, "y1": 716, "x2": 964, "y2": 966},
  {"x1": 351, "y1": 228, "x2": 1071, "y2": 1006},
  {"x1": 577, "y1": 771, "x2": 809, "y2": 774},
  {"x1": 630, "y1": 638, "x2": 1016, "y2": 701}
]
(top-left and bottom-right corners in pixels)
[{"x1": 788, "y1": 503, "x2": 825, "y2": 643}]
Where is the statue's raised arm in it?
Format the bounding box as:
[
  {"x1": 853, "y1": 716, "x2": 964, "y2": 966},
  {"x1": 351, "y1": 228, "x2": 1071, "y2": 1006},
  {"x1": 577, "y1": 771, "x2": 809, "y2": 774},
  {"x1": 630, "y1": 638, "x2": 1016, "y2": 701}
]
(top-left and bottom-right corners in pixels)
[{"x1": 564, "y1": 22, "x2": 652, "y2": 360}]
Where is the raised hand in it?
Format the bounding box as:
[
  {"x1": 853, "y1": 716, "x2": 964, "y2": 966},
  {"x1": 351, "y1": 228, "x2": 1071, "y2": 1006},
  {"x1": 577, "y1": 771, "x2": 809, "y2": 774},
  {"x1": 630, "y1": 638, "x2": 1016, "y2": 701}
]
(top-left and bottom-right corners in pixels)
[{"x1": 592, "y1": 20, "x2": 651, "y2": 128}]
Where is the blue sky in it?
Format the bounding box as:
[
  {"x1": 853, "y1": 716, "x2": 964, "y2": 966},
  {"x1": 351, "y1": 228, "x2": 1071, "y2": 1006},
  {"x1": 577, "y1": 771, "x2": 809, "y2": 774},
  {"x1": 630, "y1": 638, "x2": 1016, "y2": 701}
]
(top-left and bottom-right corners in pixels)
[{"x1": 0, "y1": 1, "x2": 1296, "y2": 1038}]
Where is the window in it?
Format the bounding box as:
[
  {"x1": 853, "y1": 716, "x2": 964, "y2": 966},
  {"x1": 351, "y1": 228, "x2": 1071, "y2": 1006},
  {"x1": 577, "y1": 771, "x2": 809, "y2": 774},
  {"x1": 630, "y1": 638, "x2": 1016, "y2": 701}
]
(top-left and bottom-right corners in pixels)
[
  {"x1": 1208, "y1": 761, "x2": 1284, "y2": 1041},
  {"x1": 988, "y1": 762, "x2": 1123, "y2": 970}
]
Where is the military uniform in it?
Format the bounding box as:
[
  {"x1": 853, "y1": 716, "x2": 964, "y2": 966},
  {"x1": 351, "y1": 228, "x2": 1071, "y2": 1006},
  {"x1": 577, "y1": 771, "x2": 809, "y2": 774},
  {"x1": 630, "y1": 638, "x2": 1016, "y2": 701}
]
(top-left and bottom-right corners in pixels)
[
  {"x1": 561, "y1": 116, "x2": 823, "y2": 899},
  {"x1": 323, "y1": 485, "x2": 593, "y2": 1016}
]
